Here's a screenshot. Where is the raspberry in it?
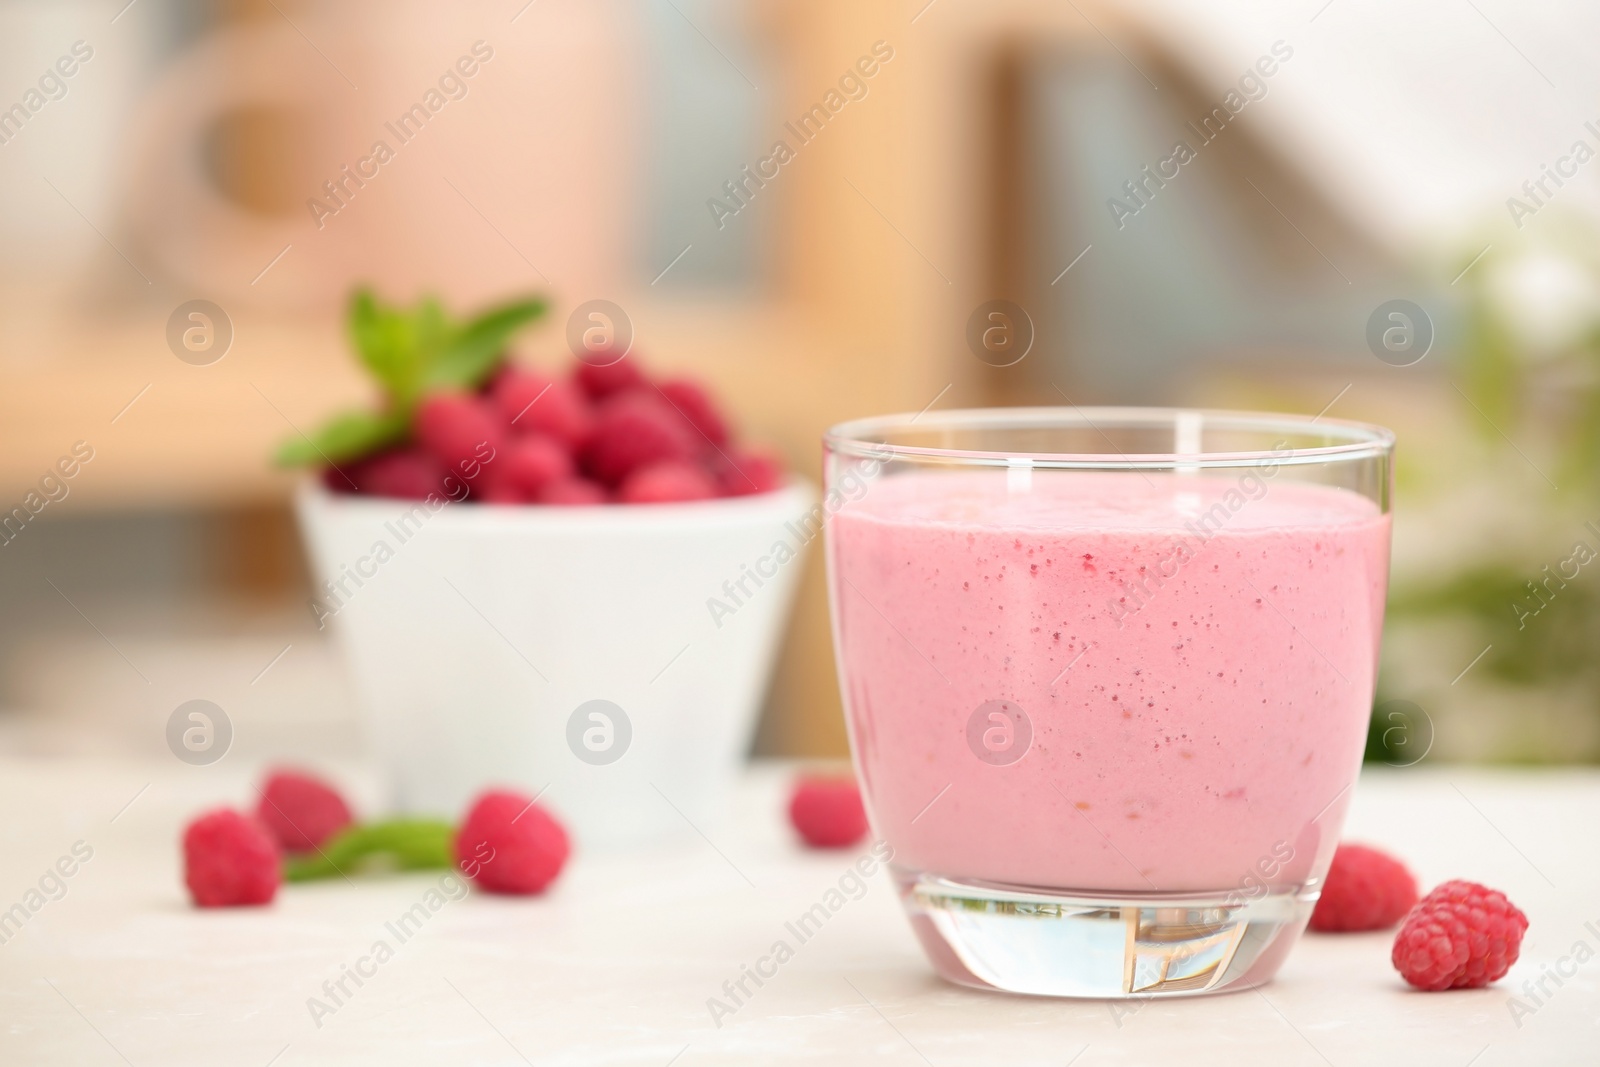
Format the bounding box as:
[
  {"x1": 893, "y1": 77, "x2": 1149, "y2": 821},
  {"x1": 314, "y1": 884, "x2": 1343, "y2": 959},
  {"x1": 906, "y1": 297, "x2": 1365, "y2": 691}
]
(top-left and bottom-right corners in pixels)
[
  {"x1": 323, "y1": 466, "x2": 357, "y2": 494},
  {"x1": 788, "y1": 775, "x2": 869, "y2": 848},
  {"x1": 573, "y1": 356, "x2": 645, "y2": 400},
  {"x1": 414, "y1": 393, "x2": 505, "y2": 476},
  {"x1": 619, "y1": 460, "x2": 718, "y2": 504},
  {"x1": 536, "y1": 478, "x2": 609, "y2": 505},
  {"x1": 505, "y1": 376, "x2": 595, "y2": 450},
  {"x1": 348, "y1": 447, "x2": 448, "y2": 500},
  {"x1": 453, "y1": 789, "x2": 570, "y2": 895},
  {"x1": 183, "y1": 809, "x2": 281, "y2": 907},
  {"x1": 484, "y1": 435, "x2": 573, "y2": 500},
  {"x1": 473, "y1": 480, "x2": 527, "y2": 504},
  {"x1": 1310, "y1": 843, "x2": 1418, "y2": 932},
  {"x1": 1391, "y1": 880, "x2": 1528, "y2": 990},
  {"x1": 581, "y1": 393, "x2": 697, "y2": 486},
  {"x1": 255, "y1": 769, "x2": 355, "y2": 854},
  {"x1": 489, "y1": 366, "x2": 553, "y2": 424},
  {"x1": 714, "y1": 450, "x2": 786, "y2": 497},
  {"x1": 657, "y1": 379, "x2": 729, "y2": 445}
]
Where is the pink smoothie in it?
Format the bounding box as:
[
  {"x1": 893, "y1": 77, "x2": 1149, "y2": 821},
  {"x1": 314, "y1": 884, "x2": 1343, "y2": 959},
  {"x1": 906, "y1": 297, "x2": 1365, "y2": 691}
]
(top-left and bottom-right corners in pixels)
[{"x1": 828, "y1": 468, "x2": 1390, "y2": 894}]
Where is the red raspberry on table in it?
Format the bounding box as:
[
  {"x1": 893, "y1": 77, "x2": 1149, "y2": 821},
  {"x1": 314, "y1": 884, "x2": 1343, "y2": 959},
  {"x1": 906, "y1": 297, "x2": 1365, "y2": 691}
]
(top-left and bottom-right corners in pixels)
[
  {"x1": 582, "y1": 393, "x2": 697, "y2": 486},
  {"x1": 537, "y1": 478, "x2": 609, "y2": 505},
  {"x1": 183, "y1": 808, "x2": 281, "y2": 907},
  {"x1": 1391, "y1": 880, "x2": 1528, "y2": 990},
  {"x1": 415, "y1": 393, "x2": 506, "y2": 476},
  {"x1": 714, "y1": 450, "x2": 786, "y2": 497},
  {"x1": 619, "y1": 460, "x2": 719, "y2": 504},
  {"x1": 1310, "y1": 843, "x2": 1418, "y2": 932},
  {"x1": 657, "y1": 379, "x2": 730, "y2": 445},
  {"x1": 255, "y1": 769, "x2": 355, "y2": 854},
  {"x1": 453, "y1": 789, "x2": 570, "y2": 895},
  {"x1": 573, "y1": 356, "x2": 646, "y2": 400},
  {"x1": 788, "y1": 775, "x2": 869, "y2": 849}
]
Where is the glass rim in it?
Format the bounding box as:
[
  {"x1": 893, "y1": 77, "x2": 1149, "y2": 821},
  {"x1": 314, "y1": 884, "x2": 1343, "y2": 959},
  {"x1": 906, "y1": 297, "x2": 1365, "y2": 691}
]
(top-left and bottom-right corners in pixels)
[{"x1": 823, "y1": 406, "x2": 1395, "y2": 470}]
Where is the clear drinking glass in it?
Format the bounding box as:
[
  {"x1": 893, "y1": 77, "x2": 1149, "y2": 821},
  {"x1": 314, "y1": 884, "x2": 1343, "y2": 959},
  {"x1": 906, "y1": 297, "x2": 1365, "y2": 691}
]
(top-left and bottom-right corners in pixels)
[{"x1": 822, "y1": 408, "x2": 1394, "y2": 998}]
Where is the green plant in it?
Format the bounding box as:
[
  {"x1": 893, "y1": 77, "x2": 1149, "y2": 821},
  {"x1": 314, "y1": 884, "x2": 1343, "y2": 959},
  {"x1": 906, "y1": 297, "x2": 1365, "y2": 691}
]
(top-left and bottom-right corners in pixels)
[
  {"x1": 284, "y1": 819, "x2": 455, "y2": 882},
  {"x1": 275, "y1": 289, "x2": 546, "y2": 467},
  {"x1": 1367, "y1": 224, "x2": 1600, "y2": 762}
]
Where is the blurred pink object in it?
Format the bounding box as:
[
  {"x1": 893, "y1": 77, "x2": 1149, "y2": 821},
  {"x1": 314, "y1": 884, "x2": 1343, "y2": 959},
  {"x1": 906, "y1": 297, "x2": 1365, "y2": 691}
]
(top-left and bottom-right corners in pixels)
[{"x1": 122, "y1": 1, "x2": 641, "y2": 311}]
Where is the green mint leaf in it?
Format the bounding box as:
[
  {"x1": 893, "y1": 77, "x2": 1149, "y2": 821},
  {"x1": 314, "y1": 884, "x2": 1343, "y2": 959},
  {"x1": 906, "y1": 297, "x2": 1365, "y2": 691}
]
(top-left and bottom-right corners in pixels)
[
  {"x1": 349, "y1": 289, "x2": 442, "y2": 405},
  {"x1": 424, "y1": 297, "x2": 547, "y2": 392},
  {"x1": 283, "y1": 818, "x2": 456, "y2": 882},
  {"x1": 274, "y1": 408, "x2": 409, "y2": 467},
  {"x1": 275, "y1": 289, "x2": 546, "y2": 470}
]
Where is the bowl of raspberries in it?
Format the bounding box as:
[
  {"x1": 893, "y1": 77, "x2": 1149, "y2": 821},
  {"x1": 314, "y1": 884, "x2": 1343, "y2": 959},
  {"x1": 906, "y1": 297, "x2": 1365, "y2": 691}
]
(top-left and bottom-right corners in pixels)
[{"x1": 284, "y1": 291, "x2": 814, "y2": 848}]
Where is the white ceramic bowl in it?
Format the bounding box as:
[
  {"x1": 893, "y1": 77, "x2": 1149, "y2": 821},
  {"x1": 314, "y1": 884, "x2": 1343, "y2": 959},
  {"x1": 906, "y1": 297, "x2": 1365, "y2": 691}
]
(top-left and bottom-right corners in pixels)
[{"x1": 295, "y1": 479, "x2": 815, "y2": 849}]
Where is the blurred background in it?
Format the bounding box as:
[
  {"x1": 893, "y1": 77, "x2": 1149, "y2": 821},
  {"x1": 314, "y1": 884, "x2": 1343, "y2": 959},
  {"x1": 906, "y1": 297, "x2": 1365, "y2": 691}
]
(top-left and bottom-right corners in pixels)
[{"x1": 1, "y1": 0, "x2": 1597, "y2": 766}]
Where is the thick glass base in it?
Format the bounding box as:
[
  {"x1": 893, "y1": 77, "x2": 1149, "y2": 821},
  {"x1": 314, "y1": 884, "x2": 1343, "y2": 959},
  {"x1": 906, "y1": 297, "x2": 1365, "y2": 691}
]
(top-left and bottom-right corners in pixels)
[{"x1": 896, "y1": 868, "x2": 1315, "y2": 999}]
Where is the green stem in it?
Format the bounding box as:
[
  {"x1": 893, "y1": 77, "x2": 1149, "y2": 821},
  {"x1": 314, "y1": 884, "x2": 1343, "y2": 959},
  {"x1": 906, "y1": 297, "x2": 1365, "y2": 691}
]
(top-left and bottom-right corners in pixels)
[{"x1": 284, "y1": 819, "x2": 456, "y2": 882}]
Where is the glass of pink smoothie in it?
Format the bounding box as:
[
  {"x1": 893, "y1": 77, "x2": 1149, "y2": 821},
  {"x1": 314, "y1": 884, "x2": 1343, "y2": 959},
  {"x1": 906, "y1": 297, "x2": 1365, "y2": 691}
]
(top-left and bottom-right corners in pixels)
[{"x1": 823, "y1": 408, "x2": 1393, "y2": 998}]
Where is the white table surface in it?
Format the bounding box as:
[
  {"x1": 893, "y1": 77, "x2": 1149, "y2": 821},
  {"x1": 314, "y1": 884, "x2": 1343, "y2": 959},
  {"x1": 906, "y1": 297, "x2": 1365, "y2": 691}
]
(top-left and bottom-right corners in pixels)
[{"x1": 0, "y1": 757, "x2": 1594, "y2": 1066}]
